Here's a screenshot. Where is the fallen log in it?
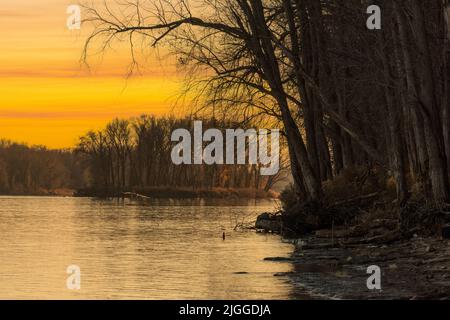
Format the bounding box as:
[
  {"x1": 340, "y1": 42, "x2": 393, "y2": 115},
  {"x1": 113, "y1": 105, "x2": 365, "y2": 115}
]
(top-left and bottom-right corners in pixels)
[
  {"x1": 342, "y1": 230, "x2": 401, "y2": 245},
  {"x1": 330, "y1": 192, "x2": 380, "y2": 207},
  {"x1": 122, "y1": 192, "x2": 151, "y2": 200}
]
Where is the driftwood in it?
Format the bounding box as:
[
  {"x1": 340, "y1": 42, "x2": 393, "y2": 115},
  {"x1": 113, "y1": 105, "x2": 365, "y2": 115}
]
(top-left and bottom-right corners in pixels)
[
  {"x1": 329, "y1": 192, "x2": 380, "y2": 207},
  {"x1": 122, "y1": 192, "x2": 151, "y2": 200},
  {"x1": 256, "y1": 193, "x2": 446, "y2": 242},
  {"x1": 255, "y1": 193, "x2": 383, "y2": 236},
  {"x1": 234, "y1": 221, "x2": 256, "y2": 231},
  {"x1": 315, "y1": 219, "x2": 398, "y2": 239},
  {"x1": 342, "y1": 230, "x2": 401, "y2": 245}
]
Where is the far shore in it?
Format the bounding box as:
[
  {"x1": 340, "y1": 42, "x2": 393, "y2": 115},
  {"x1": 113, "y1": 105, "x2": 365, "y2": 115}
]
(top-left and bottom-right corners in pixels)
[{"x1": 0, "y1": 187, "x2": 279, "y2": 200}]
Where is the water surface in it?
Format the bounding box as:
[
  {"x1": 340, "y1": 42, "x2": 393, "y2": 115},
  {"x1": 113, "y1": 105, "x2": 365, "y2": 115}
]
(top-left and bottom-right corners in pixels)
[{"x1": 0, "y1": 197, "x2": 294, "y2": 299}]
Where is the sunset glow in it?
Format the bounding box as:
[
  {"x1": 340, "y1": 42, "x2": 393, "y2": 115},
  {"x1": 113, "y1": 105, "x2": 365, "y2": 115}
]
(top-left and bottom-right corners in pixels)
[{"x1": 0, "y1": 0, "x2": 181, "y2": 148}]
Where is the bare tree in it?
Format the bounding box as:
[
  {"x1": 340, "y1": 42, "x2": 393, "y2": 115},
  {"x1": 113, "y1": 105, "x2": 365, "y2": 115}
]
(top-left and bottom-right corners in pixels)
[{"x1": 81, "y1": 0, "x2": 449, "y2": 207}]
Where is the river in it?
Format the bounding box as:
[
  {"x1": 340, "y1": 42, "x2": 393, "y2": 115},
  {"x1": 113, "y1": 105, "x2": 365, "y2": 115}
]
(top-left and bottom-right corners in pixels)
[{"x1": 0, "y1": 196, "x2": 295, "y2": 299}]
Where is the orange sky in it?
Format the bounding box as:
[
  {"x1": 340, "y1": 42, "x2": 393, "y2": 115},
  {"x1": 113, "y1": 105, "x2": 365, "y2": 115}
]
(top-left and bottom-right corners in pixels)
[{"x1": 0, "y1": 0, "x2": 182, "y2": 148}]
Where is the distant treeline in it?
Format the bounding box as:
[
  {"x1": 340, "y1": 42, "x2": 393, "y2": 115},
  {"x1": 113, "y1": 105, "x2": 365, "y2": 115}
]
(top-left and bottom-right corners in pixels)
[
  {"x1": 76, "y1": 115, "x2": 285, "y2": 197},
  {"x1": 0, "y1": 140, "x2": 83, "y2": 195},
  {"x1": 0, "y1": 116, "x2": 285, "y2": 197}
]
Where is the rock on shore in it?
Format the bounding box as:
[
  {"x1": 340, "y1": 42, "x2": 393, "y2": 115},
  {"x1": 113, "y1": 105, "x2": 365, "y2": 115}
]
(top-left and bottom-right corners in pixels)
[{"x1": 255, "y1": 212, "x2": 282, "y2": 233}]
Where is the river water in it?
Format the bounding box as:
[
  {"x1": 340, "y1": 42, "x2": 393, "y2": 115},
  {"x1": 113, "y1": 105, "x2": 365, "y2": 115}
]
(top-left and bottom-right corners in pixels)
[{"x1": 0, "y1": 196, "x2": 295, "y2": 299}]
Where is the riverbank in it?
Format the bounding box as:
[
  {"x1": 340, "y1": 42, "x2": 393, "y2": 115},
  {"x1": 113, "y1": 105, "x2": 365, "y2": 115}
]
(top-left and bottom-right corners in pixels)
[
  {"x1": 74, "y1": 187, "x2": 279, "y2": 199},
  {"x1": 270, "y1": 235, "x2": 450, "y2": 299},
  {"x1": 0, "y1": 188, "x2": 75, "y2": 197},
  {"x1": 0, "y1": 187, "x2": 279, "y2": 199},
  {"x1": 257, "y1": 168, "x2": 450, "y2": 299},
  {"x1": 258, "y1": 205, "x2": 450, "y2": 299}
]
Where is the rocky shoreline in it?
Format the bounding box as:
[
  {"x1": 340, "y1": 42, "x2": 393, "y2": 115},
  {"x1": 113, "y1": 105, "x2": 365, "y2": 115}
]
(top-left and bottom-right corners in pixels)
[
  {"x1": 255, "y1": 192, "x2": 450, "y2": 299},
  {"x1": 270, "y1": 235, "x2": 450, "y2": 299}
]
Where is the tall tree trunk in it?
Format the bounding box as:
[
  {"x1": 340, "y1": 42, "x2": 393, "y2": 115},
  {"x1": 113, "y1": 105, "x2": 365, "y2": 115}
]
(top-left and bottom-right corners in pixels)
[
  {"x1": 243, "y1": 0, "x2": 323, "y2": 202},
  {"x1": 410, "y1": 0, "x2": 449, "y2": 204},
  {"x1": 377, "y1": 15, "x2": 409, "y2": 203}
]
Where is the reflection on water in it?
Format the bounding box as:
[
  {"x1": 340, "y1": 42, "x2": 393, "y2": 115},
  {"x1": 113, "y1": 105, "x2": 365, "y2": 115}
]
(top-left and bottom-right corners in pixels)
[{"x1": 0, "y1": 196, "x2": 294, "y2": 299}]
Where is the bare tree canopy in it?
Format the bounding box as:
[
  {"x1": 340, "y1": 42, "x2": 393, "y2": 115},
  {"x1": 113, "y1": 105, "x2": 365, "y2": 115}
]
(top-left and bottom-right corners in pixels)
[{"x1": 82, "y1": 0, "x2": 450, "y2": 207}]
